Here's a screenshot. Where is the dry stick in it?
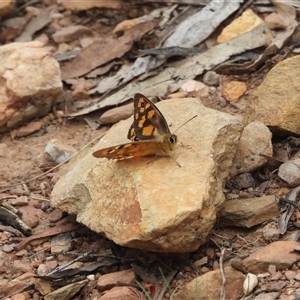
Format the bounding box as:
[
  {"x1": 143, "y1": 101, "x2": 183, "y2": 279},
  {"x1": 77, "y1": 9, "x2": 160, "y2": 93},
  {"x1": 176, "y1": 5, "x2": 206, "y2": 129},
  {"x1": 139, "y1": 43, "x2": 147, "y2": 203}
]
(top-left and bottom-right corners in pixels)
[
  {"x1": 155, "y1": 269, "x2": 178, "y2": 300},
  {"x1": 14, "y1": 222, "x2": 79, "y2": 251},
  {"x1": 219, "y1": 248, "x2": 226, "y2": 300},
  {"x1": 0, "y1": 132, "x2": 106, "y2": 192}
]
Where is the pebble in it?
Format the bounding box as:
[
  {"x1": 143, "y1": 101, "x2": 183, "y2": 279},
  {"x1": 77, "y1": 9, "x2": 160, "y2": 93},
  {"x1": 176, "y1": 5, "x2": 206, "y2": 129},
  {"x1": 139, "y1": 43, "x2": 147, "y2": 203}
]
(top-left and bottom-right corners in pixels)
[
  {"x1": 203, "y1": 71, "x2": 220, "y2": 86},
  {"x1": 285, "y1": 270, "x2": 296, "y2": 281}
]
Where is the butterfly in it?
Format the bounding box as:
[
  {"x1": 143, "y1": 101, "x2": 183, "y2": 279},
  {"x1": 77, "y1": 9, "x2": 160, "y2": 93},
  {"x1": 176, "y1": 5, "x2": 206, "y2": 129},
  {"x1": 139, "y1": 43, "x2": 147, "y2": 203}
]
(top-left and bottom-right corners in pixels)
[{"x1": 92, "y1": 93, "x2": 178, "y2": 160}]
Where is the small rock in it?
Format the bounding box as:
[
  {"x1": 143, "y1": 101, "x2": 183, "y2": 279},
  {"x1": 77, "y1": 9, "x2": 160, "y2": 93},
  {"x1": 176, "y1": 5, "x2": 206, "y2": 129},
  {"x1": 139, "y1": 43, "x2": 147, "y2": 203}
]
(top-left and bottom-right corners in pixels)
[
  {"x1": 19, "y1": 206, "x2": 39, "y2": 228},
  {"x1": 99, "y1": 103, "x2": 134, "y2": 124},
  {"x1": 172, "y1": 267, "x2": 245, "y2": 300},
  {"x1": 270, "y1": 272, "x2": 283, "y2": 281},
  {"x1": 52, "y1": 25, "x2": 91, "y2": 43},
  {"x1": 2, "y1": 244, "x2": 15, "y2": 253},
  {"x1": 12, "y1": 121, "x2": 44, "y2": 138},
  {"x1": 227, "y1": 172, "x2": 256, "y2": 190},
  {"x1": 193, "y1": 257, "x2": 208, "y2": 267},
  {"x1": 51, "y1": 232, "x2": 72, "y2": 254},
  {"x1": 167, "y1": 91, "x2": 188, "y2": 99},
  {"x1": 44, "y1": 279, "x2": 88, "y2": 300},
  {"x1": 253, "y1": 292, "x2": 280, "y2": 300},
  {"x1": 261, "y1": 280, "x2": 286, "y2": 292},
  {"x1": 0, "y1": 272, "x2": 35, "y2": 299},
  {"x1": 294, "y1": 273, "x2": 300, "y2": 281},
  {"x1": 268, "y1": 265, "x2": 276, "y2": 275},
  {"x1": 11, "y1": 292, "x2": 30, "y2": 300},
  {"x1": 219, "y1": 195, "x2": 279, "y2": 228},
  {"x1": 48, "y1": 208, "x2": 64, "y2": 222},
  {"x1": 15, "y1": 249, "x2": 28, "y2": 257},
  {"x1": 242, "y1": 241, "x2": 300, "y2": 273},
  {"x1": 230, "y1": 121, "x2": 272, "y2": 177},
  {"x1": 11, "y1": 259, "x2": 33, "y2": 274},
  {"x1": 203, "y1": 71, "x2": 220, "y2": 86},
  {"x1": 262, "y1": 228, "x2": 280, "y2": 242},
  {"x1": 180, "y1": 79, "x2": 210, "y2": 97},
  {"x1": 35, "y1": 279, "x2": 52, "y2": 296},
  {"x1": 44, "y1": 260, "x2": 58, "y2": 270},
  {"x1": 0, "y1": 251, "x2": 11, "y2": 272},
  {"x1": 265, "y1": 12, "x2": 286, "y2": 29},
  {"x1": 72, "y1": 81, "x2": 90, "y2": 100},
  {"x1": 285, "y1": 270, "x2": 296, "y2": 280},
  {"x1": 217, "y1": 9, "x2": 265, "y2": 43},
  {"x1": 0, "y1": 41, "x2": 62, "y2": 132},
  {"x1": 37, "y1": 264, "x2": 51, "y2": 276},
  {"x1": 99, "y1": 286, "x2": 143, "y2": 300},
  {"x1": 97, "y1": 269, "x2": 136, "y2": 292},
  {"x1": 222, "y1": 81, "x2": 247, "y2": 102},
  {"x1": 44, "y1": 139, "x2": 76, "y2": 165},
  {"x1": 11, "y1": 196, "x2": 28, "y2": 206},
  {"x1": 278, "y1": 158, "x2": 300, "y2": 186}
]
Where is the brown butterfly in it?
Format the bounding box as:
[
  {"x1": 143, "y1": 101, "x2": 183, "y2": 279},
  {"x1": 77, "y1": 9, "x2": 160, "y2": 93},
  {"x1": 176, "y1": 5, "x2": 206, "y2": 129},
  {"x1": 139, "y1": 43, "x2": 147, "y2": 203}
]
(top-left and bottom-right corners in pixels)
[{"x1": 93, "y1": 93, "x2": 178, "y2": 160}]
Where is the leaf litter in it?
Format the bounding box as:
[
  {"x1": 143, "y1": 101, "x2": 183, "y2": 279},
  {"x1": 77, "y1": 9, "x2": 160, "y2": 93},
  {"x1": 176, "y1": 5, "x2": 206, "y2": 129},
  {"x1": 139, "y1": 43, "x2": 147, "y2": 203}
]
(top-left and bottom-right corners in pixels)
[{"x1": 1, "y1": 1, "x2": 300, "y2": 299}]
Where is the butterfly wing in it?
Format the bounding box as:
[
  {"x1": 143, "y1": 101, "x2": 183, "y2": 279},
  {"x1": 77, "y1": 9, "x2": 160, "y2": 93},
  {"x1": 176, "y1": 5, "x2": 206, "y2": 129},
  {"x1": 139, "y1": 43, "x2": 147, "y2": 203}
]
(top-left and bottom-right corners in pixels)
[
  {"x1": 93, "y1": 140, "x2": 168, "y2": 159},
  {"x1": 127, "y1": 93, "x2": 171, "y2": 141}
]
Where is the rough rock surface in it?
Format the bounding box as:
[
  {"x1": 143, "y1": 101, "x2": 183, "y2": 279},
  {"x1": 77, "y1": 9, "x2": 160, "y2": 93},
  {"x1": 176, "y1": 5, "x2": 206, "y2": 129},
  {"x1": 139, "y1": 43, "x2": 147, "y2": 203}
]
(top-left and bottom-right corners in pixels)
[
  {"x1": 245, "y1": 55, "x2": 300, "y2": 135},
  {"x1": 230, "y1": 121, "x2": 272, "y2": 176},
  {"x1": 0, "y1": 0, "x2": 15, "y2": 18},
  {"x1": 0, "y1": 41, "x2": 63, "y2": 132},
  {"x1": 172, "y1": 267, "x2": 245, "y2": 300},
  {"x1": 242, "y1": 241, "x2": 300, "y2": 273},
  {"x1": 51, "y1": 98, "x2": 243, "y2": 252},
  {"x1": 219, "y1": 195, "x2": 279, "y2": 228}
]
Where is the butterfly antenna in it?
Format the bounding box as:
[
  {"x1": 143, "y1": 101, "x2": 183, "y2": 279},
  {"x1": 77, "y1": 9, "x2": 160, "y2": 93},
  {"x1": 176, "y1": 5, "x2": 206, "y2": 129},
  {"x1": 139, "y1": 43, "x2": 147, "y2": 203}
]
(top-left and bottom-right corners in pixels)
[{"x1": 173, "y1": 115, "x2": 198, "y2": 134}]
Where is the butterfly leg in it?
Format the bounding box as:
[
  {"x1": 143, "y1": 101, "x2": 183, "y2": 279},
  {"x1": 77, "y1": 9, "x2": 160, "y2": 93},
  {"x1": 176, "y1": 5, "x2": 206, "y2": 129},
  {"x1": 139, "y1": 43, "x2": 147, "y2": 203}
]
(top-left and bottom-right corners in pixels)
[
  {"x1": 169, "y1": 154, "x2": 181, "y2": 167},
  {"x1": 146, "y1": 153, "x2": 160, "y2": 165},
  {"x1": 177, "y1": 141, "x2": 192, "y2": 149},
  {"x1": 146, "y1": 154, "x2": 181, "y2": 167}
]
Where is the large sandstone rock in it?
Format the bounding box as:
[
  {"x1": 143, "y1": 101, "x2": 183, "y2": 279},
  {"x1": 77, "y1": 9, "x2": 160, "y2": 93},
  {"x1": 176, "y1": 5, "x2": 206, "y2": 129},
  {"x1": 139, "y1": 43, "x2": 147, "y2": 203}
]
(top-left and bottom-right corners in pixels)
[
  {"x1": 0, "y1": 41, "x2": 63, "y2": 132},
  {"x1": 51, "y1": 98, "x2": 243, "y2": 252},
  {"x1": 245, "y1": 55, "x2": 300, "y2": 135}
]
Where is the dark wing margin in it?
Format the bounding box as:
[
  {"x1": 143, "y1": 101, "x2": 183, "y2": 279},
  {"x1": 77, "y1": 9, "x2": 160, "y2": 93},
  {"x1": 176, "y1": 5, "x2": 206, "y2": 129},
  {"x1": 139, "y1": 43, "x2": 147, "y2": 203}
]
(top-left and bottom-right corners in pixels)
[{"x1": 127, "y1": 93, "x2": 170, "y2": 141}]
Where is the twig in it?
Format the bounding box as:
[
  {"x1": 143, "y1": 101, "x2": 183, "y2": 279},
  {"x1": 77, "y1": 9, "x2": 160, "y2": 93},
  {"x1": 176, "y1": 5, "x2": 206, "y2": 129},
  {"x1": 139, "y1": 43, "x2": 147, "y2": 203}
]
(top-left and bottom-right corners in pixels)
[
  {"x1": 155, "y1": 269, "x2": 178, "y2": 300},
  {"x1": 219, "y1": 248, "x2": 226, "y2": 300},
  {"x1": 14, "y1": 222, "x2": 79, "y2": 251},
  {"x1": 46, "y1": 251, "x2": 93, "y2": 276}
]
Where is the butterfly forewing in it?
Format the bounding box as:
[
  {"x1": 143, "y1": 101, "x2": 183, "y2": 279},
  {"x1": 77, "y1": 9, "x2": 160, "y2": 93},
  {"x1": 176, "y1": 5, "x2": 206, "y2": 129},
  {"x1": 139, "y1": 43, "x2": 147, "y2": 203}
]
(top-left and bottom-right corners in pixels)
[{"x1": 127, "y1": 93, "x2": 171, "y2": 141}]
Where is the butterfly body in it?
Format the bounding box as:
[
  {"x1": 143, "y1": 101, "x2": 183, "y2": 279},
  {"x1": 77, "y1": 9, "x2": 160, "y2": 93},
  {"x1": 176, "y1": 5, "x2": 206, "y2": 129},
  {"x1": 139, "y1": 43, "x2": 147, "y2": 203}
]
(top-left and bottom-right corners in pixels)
[{"x1": 93, "y1": 93, "x2": 178, "y2": 160}]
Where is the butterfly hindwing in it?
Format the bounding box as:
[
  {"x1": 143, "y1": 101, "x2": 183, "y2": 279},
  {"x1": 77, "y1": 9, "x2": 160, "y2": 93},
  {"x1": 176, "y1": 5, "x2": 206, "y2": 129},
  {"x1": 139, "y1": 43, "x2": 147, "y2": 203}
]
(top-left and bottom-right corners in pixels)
[
  {"x1": 127, "y1": 93, "x2": 171, "y2": 141},
  {"x1": 93, "y1": 140, "x2": 164, "y2": 159}
]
